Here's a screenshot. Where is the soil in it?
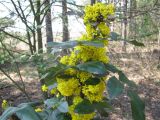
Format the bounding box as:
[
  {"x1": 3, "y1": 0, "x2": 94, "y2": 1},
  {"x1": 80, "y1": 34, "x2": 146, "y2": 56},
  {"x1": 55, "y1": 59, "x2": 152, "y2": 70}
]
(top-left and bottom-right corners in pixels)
[{"x1": 0, "y1": 41, "x2": 160, "y2": 120}]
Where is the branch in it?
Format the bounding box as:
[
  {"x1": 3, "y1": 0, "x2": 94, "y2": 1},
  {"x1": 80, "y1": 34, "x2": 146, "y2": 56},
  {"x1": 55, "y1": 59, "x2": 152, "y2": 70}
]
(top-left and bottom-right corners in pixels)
[
  {"x1": 0, "y1": 67, "x2": 31, "y2": 101},
  {"x1": 1, "y1": 30, "x2": 30, "y2": 45}
]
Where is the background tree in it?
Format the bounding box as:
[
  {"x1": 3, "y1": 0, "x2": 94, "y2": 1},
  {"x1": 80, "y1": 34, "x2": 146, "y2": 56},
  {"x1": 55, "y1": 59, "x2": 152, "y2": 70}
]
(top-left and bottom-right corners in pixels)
[
  {"x1": 91, "y1": 0, "x2": 96, "y2": 5},
  {"x1": 44, "y1": 0, "x2": 54, "y2": 43},
  {"x1": 62, "y1": 0, "x2": 69, "y2": 42}
]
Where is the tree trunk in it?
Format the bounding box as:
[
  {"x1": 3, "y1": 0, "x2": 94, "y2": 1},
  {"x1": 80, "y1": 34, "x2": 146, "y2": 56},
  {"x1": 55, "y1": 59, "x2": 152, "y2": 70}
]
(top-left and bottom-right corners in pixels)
[
  {"x1": 91, "y1": 0, "x2": 96, "y2": 5},
  {"x1": 44, "y1": 0, "x2": 53, "y2": 43},
  {"x1": 62, "y1": 0, "x2": 69, "y2": 42},
  {"x1": 36, "y1": 0, "x2": 43, "y2": 53},
  {"x1": 129, "y1": 0, "x2": 137, "y2": 39},
  {"x1": 36, "y1": 0, "x2": 48, "y2": 99},
  {"x1": 122, "y1": 0, "x2": 127, "y2": 52},
  {"x1": 158, "y1": 28, "x2": 160, "y2": 45}
]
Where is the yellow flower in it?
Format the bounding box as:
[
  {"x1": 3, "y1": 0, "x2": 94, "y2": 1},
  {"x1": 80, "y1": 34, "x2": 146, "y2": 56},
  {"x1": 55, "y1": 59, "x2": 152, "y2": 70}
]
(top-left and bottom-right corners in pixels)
[
  {"x1": 60, "y1": 55, "x2": 69, "y2": 65},
  {"x1": 82, "y1": 81, "x2": 106, "y2": 102},
  {"x1": 75, "y1": 46, "x2": 109, "y2": 63},
  {"x1": 57, "y1": 78, "x2": 80, "y2": 96},
  {"x1": 64, "y1": 68, "x2": 77, "y2": 76},
  {"x1": 84, "y1": 3, "x2": 115, "y2": 24},
  {"x1": 2, "y1": 100, "x2": 8, "y2": 109},
  {"x1": 98, "y1": 22, "x2": 110, "y2": 36},
  {"x1": 41, "y1": 84, "x2": 48, "y2": 92},
  {"x1": 50, "y1": 88, "x2": 57, "y2": 95},
  {"x1": 35, "y1": 108, "x2": 43, "y2": 112},
  {"x1": 69, "y1": 97, "x2": 95, "y2": 120},
  {"x1": 77, "y1": 71, "x2": 92, "y2": 83}
]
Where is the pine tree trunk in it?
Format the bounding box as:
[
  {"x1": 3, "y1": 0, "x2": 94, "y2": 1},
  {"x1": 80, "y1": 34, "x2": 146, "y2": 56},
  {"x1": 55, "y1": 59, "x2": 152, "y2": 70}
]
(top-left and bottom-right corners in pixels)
[
  {"x1": 129, "y1": 0, "x2": 137, "y2": 39},
  {"x1": 44, "y1": 0, "x2": 53, "y2": 43},
  {"x1": 62, "y1": 0, "x2": 69, "y2": 42},
  {"x1": 36, "y1": 0, "x2": 43, "y2": 53},
  {"x1": 158, "y1": 28, "x2": 160, "y2": 45},
  {"x1": 91, "y1": 0, "x2": 96, "y2": 5},
  {"x1": 122, "y1": 0, "x2": 127, "y2": 52},
  {"x1": 36, "y1": 0, "x2": 48, "y2": 99}
]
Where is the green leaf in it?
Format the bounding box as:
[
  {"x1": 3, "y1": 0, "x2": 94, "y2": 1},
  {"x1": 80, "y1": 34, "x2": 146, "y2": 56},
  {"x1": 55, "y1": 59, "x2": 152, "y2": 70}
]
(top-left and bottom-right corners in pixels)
[
  {"x1": 128, "y1": 91, "x2": 145, "y2": 120},
  {"x1": 37, "y1": 110, "x2": 50, "y2": 120},
  {"x1": 44, "y1": 98, "x2": 59, "y2": 109},
  {"x1": 128, "y1": 40, "x2": 145, "y2": 47},
  {"x1": 0, "y1": 104, "x2": 41, "y2": 120},
  {"x1": 56, "y1": 112, "x2": 72, "y2": 120},
  {"x1": 0, "y1": 107, "x2": 19, "y2": 120},
  {"x1": 110, "y1": 32, "x2": 121, "y2": 41},
  {"x1": 118, "y1": 72, "x2": 136, "y2": 87},
  {"x1": 92, "y1": 101, "x2": 111, "y2": 118},
  {"x1": 48, "y1": 109, "x2": 60, "y2": 120},
  {"x1": 47, "y1": 40, "x2": 105, "y2": 49},
  {"x1": 93, "y1": 101, "x2": 112, "y2": 110},
  {"x1": 48, "y1": 83, "x2": 57, "y2": 91},
  {"x1": 76, "y1": 61, "x2": 108, "y2": 75},
  {"x1": 105, "y1": 63, "x2": 121, "y2": 73},
  {"x1": 84, "y1": 78, "x2": 101, "y2": 85},
  {"x1": 16, "y1": 105, "x2": 41, "y2": 120},
  {"x1": 74, "y1": 99, "x2": 95, "y2": 114},
  {"x1": 107, "y1": 76, "x2": 124, "y2": 99},
  {"x1": 44, "y1": 98, "x2": 68, "y2": 113},
  {"x1": 47, "y1": 41, "x2": 77, "y2": 49},
  {"x1": 80, "y1": 40, "x2": 105, "y2": 47},
  {"x1": 41, "y1": 64, "x2": 69, "y2": 86},
  {"x1": 57, "y1": 101, "x2": 68, "y2": 113}
]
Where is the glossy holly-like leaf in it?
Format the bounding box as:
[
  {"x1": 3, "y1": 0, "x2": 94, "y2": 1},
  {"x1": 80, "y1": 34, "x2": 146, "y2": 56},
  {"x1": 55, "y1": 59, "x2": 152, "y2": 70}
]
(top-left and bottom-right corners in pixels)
[
  {"x1": 93, "y1": 101, "x2": 112, "y2": 117},
  {"x1": 128, "y1": 91, "x2": 145, "y2": 120},
  {"x1": 47, "y1": 41, "x2": 77, "y2": 49},
  {"x1": 48, "y1": 83, "x2": 57, "y2": 91},
  {"x1": 41, "y1": 64, "x2": 70, "y2": 86},
  {"x1": 57, "y1": 101, "x2": 68, "y2": 113},
  {"x1": 110, "y1": 32, "x2": 121, "y2": 41},
  {"x1": 118, "y1": 72, "x2": 136, "y2": 87},
  {"x1": 44, "y1": 98, "x2": 68, "y2": 113},
  {"x1": 47, "y1": 40, "x2": 105, "y2": 49},
  {"x1": 74, "y1": 99, "x2": 95, "y2": 114},
  {"x1": 0, "y1": 104, "x2": 41, "y2": 120},
  {"x1": 84, "y1": 78, "x2": 101, "y2": 85},
  {"x1": 105, "y1": 63, "x2": 121, "y2": 73},
  {"x1": 105, "y1": 64, "x2": 136, "y2": 88},
  {"x1": 93, "y1": 101, "x2": 112, "y2": 111},
  {"x1": 76, "y1": 61, "x2": 108, "y2": 75},
  {"x1": 44, "y1": 98, "x2": 59, "y2": 109},
  {"x1": 129, "y1": 40, "x2": 145, "y2": 47},
  {"x1": 107, "y1": 76, "x2": 124, "y2": 99},
  {"x1": 47, "y1": 109, "x2": 60, "y2": 120},
  {"x1": 80, "y1": 40, "x2": 105, "y2": 47}
]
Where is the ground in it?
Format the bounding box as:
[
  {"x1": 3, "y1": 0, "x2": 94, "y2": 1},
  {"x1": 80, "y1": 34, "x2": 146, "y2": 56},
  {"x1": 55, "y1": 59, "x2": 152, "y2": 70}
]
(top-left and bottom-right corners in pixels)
[{"x1": 0, "y1": 41, "x2": 160, "y2": 120}]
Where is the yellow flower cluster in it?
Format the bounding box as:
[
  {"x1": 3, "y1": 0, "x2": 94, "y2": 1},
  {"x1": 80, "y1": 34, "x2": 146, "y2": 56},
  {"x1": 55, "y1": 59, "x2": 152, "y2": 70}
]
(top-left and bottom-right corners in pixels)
[
  {"x1": 75, "y1": 46, "x2": 109, "y2": 63},
  {"x1": 98, "y1": 22, "x2": 110, "y2": 36},
  {"x1": 41, "y1": 84, "x2": 48, "y2": 92},
  {"x1": 57, "y1": 77, "x2": 80, "y2": 96},
  {"x1": 82, "y1": 81, "x2": 106, "y2": 102},
  {"x1": 84, "y1": 3, "x2": 114, "y2": 23},
  {"x1": 1, "y1": 100, "x2": 8, "y2": 110},
  {"x1": 54, "y1": 2, "x2": 114, "y2": 120},
  {"x1": 77, "y1": 71, "x2": 92, "y2": 83},
  {"x1": 83, "y1": 3, "x2": 114, "y2": 40},
  {"x1": 35, "y1": 108, "x2": 43, "y2": 112},
  {"x1": 60, "y1": 52, "x2": 78, "y2": 66},
  {"x1": 69, "y1": 97, "x2": 95, "y2": 120}
]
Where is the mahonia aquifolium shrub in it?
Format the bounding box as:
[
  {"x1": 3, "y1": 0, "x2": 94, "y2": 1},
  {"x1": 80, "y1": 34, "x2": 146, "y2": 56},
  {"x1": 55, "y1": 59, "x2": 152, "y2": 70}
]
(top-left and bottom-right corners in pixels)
[{"x1": 42, "y1": 3, "x2": 115, "y2": 120}]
